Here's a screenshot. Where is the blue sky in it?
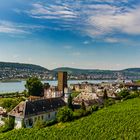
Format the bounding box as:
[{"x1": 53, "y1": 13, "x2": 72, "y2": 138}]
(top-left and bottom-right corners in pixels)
[{"x1": 0, "y1": 0, "x2": 140, "y2": 70}]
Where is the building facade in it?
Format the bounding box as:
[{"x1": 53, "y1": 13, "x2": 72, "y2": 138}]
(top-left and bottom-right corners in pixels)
[{"x1": 8, "y1": 97, "x2": 66, "y2": 129}]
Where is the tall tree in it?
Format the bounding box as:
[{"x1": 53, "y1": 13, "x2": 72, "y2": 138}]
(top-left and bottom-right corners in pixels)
[
  {"x1": 103, "y1": 89, "x2": 108, "y2": 100},
  {"x1": 68, "y1": 94, "x2": 74, "y2": 111},
  {"x1": 25, "y1": 77, "x2": 43, "y2": 96},
  {"x1": 81, "y1": 99, "x2": 86, "y2": 111}
]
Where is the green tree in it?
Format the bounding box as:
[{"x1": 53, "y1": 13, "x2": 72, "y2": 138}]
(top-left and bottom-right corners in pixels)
[
  {"x1": 25, "y1": 77, "x2": 43, "y2": 96},
  {"x1": 68, "y1": 94, "x2": 74, "y2": 111},
  {"x1": 118, "y1": 89, "x2": 130, "y2": 98},
  {"x1": 103, "y1": 89, "x2": 108, "y2": 100},
  {"x1": 57, "y1": 107, "x2": 73, "y2": 122},
  {"x1": 81, "y1": 99, "x2": 86, "y2": 111}
]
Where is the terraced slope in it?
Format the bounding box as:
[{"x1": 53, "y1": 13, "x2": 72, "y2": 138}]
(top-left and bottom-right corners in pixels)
[{"x1": 1, "y1": 98, "x2": 140, "y2": 140}]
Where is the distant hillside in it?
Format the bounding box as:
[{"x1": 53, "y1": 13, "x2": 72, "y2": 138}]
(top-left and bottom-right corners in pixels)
[
  {"x1": 54, "y1": 67, "x2": 140, "y2": 74},
  {"x1": 53, "y1": 67, "x2": 117, "y2": 74},
  {"x1": 0, "y1": 62, "x2": 50, "y2": 80},
  {"x1": 54, "y1": 67, "x2": 140, "y2": 80},
  {"x1": 1, "y1": 98, "x2": 140, "y2": 139},
  {"x1": 0, "y1": 62, "x2": 49, "y2": 72}
]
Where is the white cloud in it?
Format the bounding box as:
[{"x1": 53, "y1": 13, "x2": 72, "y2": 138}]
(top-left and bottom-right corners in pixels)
[
  {"x1": 86, "y1": 5, "x2": 140, "y2": 36},
  {"x1": 0, "y1": 21, "x2": 28, "y2": 34},
  {"x1": 22, "y1": 1, "x2": 140, "y2": 38},
  {"x1": 28, "y1": 3, "x2": 77, "y2": 20},
  {"x1": 0, "y1": 20, "x2": 46, "y2": 35}
]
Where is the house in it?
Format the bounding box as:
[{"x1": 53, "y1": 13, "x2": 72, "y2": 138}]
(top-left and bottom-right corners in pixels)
[
  {"x1": 73, "y1": 92, "x2": 103, "y2": 106},
  {"x1": 8, "y1": 97, "x2": 66, "y2": 129}
]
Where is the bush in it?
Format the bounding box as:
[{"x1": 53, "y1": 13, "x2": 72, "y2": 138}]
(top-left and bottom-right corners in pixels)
[
  {"x1": 0, "y1": 98, "x2": 24, "y2": 112},
  {"x1": 118, "y1": 89, "x2": 130, "y2": 99},
  {"x1": 33, "y1": 120, "x2": 46, "y2": 129},
  {"x1": 57, "y1": 107, "x2": 73, "y2": 123},
  {"x1": 46, "y1": 120, "x2": 57, "y2": 126},
  {"x1": 0, "y1": 117, "x2": 15, "y2": 133},
  {"x1": 124, "y1": 92, "x2": 139, "y2": 100},
  {"x1": 91, "y1": 105, "x2": 99, "y2": 112},
  {"x1": 104, "y1": 98, "x2": 115, "y2": 107}
]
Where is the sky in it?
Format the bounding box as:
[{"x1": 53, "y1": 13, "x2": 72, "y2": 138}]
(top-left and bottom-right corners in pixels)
[{"x1": 0, "y1": 0, "x2": 140, "y2": 70}]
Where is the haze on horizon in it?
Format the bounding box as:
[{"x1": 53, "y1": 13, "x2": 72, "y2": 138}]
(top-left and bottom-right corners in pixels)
[{"x1": 0, "y1": 0, "x2": 140, "y2": 70}]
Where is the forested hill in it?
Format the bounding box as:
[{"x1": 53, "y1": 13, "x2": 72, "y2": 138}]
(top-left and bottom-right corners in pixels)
[
  {"x1": 53, "y1": 67, "x2": 140, "y2": 75},
  {"x1": 0, "y1": 62, "x2": 49, "y2": 72},
  {"x1": 53, "y1": 67, "x2": 117, "y2": 74},
  {"x1": 0, "y1": 62, "x2": 50, "y2": 80}
]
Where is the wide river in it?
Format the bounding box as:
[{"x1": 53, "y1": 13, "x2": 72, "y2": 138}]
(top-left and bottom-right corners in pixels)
[{"x1": 0, "y1": 80, "x2": 115, "y2": 94}]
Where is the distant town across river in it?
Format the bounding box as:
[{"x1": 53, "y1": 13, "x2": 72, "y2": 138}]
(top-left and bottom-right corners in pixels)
[{"x1": 0, "y1": 80, "x2": 117, "y2": 94}]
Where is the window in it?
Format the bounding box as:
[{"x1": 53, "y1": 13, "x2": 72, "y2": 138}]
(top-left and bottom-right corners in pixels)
[
  {"x1": 41, "y1": 115, "x2": 44, "y2": 120},
  {"x1": 38, "y1": 116, "x2": 40, "y2": 120},
  {"x1": 28, "y1": 118, "x2": 33, "y2": 127}
]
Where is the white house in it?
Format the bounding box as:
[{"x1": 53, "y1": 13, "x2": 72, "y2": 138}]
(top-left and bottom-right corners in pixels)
[{"x1": 8, "y1": 97, "x2": 66, "y2": 129}]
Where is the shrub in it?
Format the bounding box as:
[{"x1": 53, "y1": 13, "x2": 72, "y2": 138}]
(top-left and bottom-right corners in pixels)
[
  {"x1": 91, "y1": 105, "x2": 99, "y2": 112},
  {"x1": 1, "y1": 117, "x2": 15, "y2": 132},
  {"x1": 46, "y1": 120, "x2": 57, "y2": 126},
  {"x1": 104, "y1": 98, "x2": 115, "y2": 107},
  {"x1": 57, "y1": 107, "x2": 73, "y2": 123},
  {"x1": 33, "y1": 120, "x2": 46, "y2": 129},
  {"x1": 118, "y1": 89, "x2": 130, "y2": 99}
]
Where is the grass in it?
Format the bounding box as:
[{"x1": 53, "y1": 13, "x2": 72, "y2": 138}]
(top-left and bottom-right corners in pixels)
[{"x1": 0, "y1": 98, "x2": 140, "y2": 140}]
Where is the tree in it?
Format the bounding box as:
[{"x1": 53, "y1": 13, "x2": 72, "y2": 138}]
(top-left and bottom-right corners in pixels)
[
  {"x1": 57, "y1": 107, "x2": 73, "y2": 122},
  {"x1": 25, "y1": 77, "x2": 43, "y2": 96},
  {"x1": 118, "y1": 89, "x2": 130, "y2": 98},
  {"x1": 81, "y1": 99, "x2": 86, "y2": 111},
  {"x1": 103, "y1": 89, "x2": 108, "y2": 100},
  {"x1": 68, "y1": 94, "x2": 74, "y2": 111}
]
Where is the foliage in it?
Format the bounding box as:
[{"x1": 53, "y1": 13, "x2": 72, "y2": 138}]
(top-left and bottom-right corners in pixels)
[
  {"x1": 104, "y1": 98, "x2": 115, "y2": 107},
  {"x1": 67, "y1": 94, "x2": 74, "y2": 111},
  {"x1": 25, "y1": 77, "x2": 43, "y2": 96},
  {"x1": 1, "y1": 98, "x2": 140, "y2": 139},
  {"x1": 103, "y1": 89, "x2": 108, "y2": 100},
  {"x1": 0, "y1": 98, "x2": 24, "y2": 112},
  {"x1": 0, "y1": 117, "x2": 15, "y2": 133},
  {"x1": 81, "y1": 100, "x2": 86, "y2": 111},
  {"x1": 124, "y1": 91, "x2": 139, "y2": 100},
  {"x1": 33, "y1": 120, "x2": 46, "y2": 129},
  {"x1": 135, "y1": 80, "x2": 140, "y2": 84},
  {"x1": 118, "y1": 89, "x2": 130, "y2": 98},
  {"x1": 71, "y1": 91, "x2": 80, "y2": 99},
  {"x1": 91, "y1": 105, "x2": 99, "y2": 112},
  {"x1": 57, "y1": 107, "x2": 73, "y2": 122},
  {"x1": 21, "y1": 120, "x2": 26, "y2": 128}
]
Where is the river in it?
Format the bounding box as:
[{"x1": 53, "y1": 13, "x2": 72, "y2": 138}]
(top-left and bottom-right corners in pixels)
[{"x1": 0, "y1": 80, "x2": 115, "y2": 94}]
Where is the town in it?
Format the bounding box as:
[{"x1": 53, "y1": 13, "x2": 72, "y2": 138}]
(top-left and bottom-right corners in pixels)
[{"x1": 0, "y1": 71, "x2": 140, "y2": 130}]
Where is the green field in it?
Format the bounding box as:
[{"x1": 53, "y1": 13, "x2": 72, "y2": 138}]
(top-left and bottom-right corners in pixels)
[{"x1": 1, "y1": 98, "x2": 140, "y2": 140}]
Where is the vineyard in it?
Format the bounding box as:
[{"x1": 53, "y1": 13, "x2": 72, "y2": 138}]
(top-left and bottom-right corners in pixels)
[{"x1": 0, "y1": 98, "x2": 140, "y2": 140}]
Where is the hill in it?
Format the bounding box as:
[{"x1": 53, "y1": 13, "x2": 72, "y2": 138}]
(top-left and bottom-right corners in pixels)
[
  {"x1": 54, "y1": 67, "x2": 140, "y2": 79},
  {"x1": 0, "y1": 62, "x2": 50, "y2": 80},
  {"x1": 0, "y1": 62, "x2": 48, "y2": 72},
  {"x1": 0, "y1": 98, "x2": 140, "y2": 140},
  {"x1": 53, "y1": 67, "x2": 117, "y2": 74},
  {"x1": 54, "y1": 67, "x2": 140, "y2": 74}
]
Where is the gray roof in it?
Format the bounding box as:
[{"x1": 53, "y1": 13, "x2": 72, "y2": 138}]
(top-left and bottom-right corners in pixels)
[{"x1": 9, "y1": 97, "x2": 66, "y2": 118}]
